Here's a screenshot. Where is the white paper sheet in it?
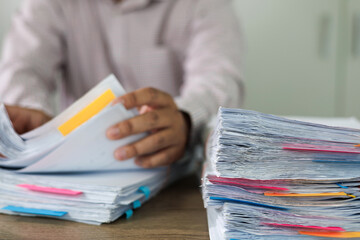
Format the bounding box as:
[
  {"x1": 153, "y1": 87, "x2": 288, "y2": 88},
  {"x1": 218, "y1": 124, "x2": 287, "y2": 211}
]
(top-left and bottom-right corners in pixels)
[{"x1": 19, "y1": 104, "x2": 145, "y2": 173}]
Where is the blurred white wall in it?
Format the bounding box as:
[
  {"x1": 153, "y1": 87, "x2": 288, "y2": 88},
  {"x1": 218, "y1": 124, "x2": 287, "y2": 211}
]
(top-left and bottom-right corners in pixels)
[
  {"x1": 233, "y1": 0, "x2": 360, "y2": 118},
  {"x1": 0, "y1": 0, "x2": 23, "y2": 56},
  {"x1": 233, "y1": 0, "x2": 342, "y2": 117}
]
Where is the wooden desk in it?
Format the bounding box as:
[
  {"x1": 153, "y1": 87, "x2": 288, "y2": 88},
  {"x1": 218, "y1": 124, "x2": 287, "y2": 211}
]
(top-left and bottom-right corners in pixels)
[{"x1": 0, "y1": 175, "x2": 209, "y2": 240}]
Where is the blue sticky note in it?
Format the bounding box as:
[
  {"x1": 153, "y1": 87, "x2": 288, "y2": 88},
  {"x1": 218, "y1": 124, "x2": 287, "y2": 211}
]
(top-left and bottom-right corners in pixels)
[
  {"x1": 2, "y1": 206, "x2": 67, "y2": 217},
  {"x1": 125, "y1": 209, "x2": 133, "y2": 219},
  {"x1": 138, "y1": 186, "x2": 151, "y2": 200},
  {"x1": 209, "y1": 196, "x2": 288, "y2": 211},
  {"x1": 133, "y1": 200, "x2": 141, "y2": 209}
]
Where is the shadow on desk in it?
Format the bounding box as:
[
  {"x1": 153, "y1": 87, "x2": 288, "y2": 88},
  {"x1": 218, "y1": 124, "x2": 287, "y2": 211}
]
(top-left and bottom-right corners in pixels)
[{"x1": 0, "y1": 174, "x2": 209, "y2": 240}]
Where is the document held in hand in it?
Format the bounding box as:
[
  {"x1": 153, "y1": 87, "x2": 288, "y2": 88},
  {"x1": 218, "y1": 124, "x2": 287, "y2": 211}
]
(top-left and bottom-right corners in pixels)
[
  {"x1": 0, "y1": 75, "x2": 193, "y2": 225},
  {"x1": 0, "y1": 75, "x2": 145, "y2": 173}
]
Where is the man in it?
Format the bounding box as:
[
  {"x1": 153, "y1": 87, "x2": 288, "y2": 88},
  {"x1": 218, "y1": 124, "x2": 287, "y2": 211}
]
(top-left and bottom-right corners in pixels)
[{"x1": 0, "y1": 0, "x2": 244, "y2": 168}]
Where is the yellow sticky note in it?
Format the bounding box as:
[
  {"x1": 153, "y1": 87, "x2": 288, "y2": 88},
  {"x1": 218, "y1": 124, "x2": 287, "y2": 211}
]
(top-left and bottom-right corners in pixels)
[
  {"x1": 299, "y1": 231, "x2": 360, "y2": 238},
  {"x1": 264, "y1": 192, "x2": 348, "y2": 197},
  {"x1": 58, "y1": 89, "x2": 116, "y2": 136}
]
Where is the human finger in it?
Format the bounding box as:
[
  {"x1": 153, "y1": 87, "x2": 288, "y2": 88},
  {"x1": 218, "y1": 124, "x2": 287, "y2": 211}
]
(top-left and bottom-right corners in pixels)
[
  {"x1": 11, "y1": 113, "x2": 28, "y2": 134},
  {"x1": 5, "y1": 105, "x2": 20, "y2": 123},
  {"x1": 106, "y1": 108, "x2": 177, "y2": 139},
  {"x1": 29, "y1": 113, "x2": 49, "y2": 130},
  {"x1": 114, "y1": 128, "x2": 176, "y2": 161},
  {"x1": 112, "y1": 87, "x2": 176, "y2": 109},
  {"x1": 135, "y1": 146, "x2": 180, "y2": 168}
]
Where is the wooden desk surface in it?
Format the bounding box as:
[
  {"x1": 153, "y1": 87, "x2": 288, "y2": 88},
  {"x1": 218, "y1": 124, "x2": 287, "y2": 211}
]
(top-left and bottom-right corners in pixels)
[{"x1": 0, "y1": 175, "x2": 209, "y2": 240}]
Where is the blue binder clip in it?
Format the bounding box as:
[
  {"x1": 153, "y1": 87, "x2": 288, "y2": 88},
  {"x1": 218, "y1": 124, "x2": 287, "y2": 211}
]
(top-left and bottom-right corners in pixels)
[
  {"x1": 125, "y1": 209, "x2": 133, "y2": 219},
  {"x1": 132, "y1": 200, "x2": 141, "y2": 209},
  {"x1": 138, "y1": 186, "x2": 150, "y2": 200}
]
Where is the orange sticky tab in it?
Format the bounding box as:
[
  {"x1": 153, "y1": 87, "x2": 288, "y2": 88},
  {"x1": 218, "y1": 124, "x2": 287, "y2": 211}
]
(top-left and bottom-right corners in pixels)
[
  {"x1": 355, "y1": 144, "x2": 360, "y2": 147},
  {"x1": 58, "y1": 89, "x2": 116, "y2": 136},
  {"x1": 264, "y1": 192, "x2": 348, "y2": 197},
  {"x1": 299, "y1": 231, "x2": 360, "y2": 238}
]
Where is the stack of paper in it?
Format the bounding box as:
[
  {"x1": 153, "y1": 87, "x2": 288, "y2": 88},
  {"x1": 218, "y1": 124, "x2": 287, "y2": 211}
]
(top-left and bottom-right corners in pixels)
[
  {"x1": 203, "y1": 107, "x2": 360, "y2": 239},
  {"x1": 0, "y1": 75, "x2": 192, "y2": 224},
  {"x1": 0, "y1": 75, "x2": 144, "y2": 171}
]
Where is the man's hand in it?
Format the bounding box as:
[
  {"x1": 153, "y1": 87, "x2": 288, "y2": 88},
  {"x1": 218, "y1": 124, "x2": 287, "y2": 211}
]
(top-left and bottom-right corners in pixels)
[
  {"x1": 5, "y1": 105, "x2": 52, "y2": 134},
  {"x1": 106, "y1": 88, "x2": 191, "y2": 168}
]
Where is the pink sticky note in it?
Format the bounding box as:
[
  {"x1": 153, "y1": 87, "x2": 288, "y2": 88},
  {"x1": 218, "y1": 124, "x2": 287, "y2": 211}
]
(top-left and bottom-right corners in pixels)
[
  {"x1": 208, "y1": 175, "x2": 289, "y2": 185},
  {"x1": 208, "y1": 176, "x2": 289, "y2": 191},
  {"x1": 209, "y1": 179, "x2": 289, "y2": 191},
  {"x1": 283, "y1": 143, "x2": 360, "y2": 154},
  {"x1": 263, "y1": 222, "x2": 345, "y2": 232},
  {"x1": 18, "y1": 184, "x2": 82, "y2": 196}
]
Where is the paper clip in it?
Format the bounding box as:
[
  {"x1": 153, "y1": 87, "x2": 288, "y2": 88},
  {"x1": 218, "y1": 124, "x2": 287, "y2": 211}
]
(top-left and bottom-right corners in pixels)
[
  {"x1": 125, "y1": 209, "x2": 133, "y2": 219},
  {"x1": 2, "y1": 206, "x2": 67, "y2": 217},
  {"x1": 132, "y1": 200, "x2": 141, "y2": 209},
  {"x1": 138, "y1": 186, "x2": 151, "y2": 200}
]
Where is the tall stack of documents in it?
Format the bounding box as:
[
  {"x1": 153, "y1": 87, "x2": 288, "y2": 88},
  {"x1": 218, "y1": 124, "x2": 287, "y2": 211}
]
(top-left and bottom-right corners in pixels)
[
  {"x1": 0, "y1": 75, "x2": 192, "y2": 224},
  {"x1": 203, "y1": 107, "x2": 360, "y2": 239}
]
